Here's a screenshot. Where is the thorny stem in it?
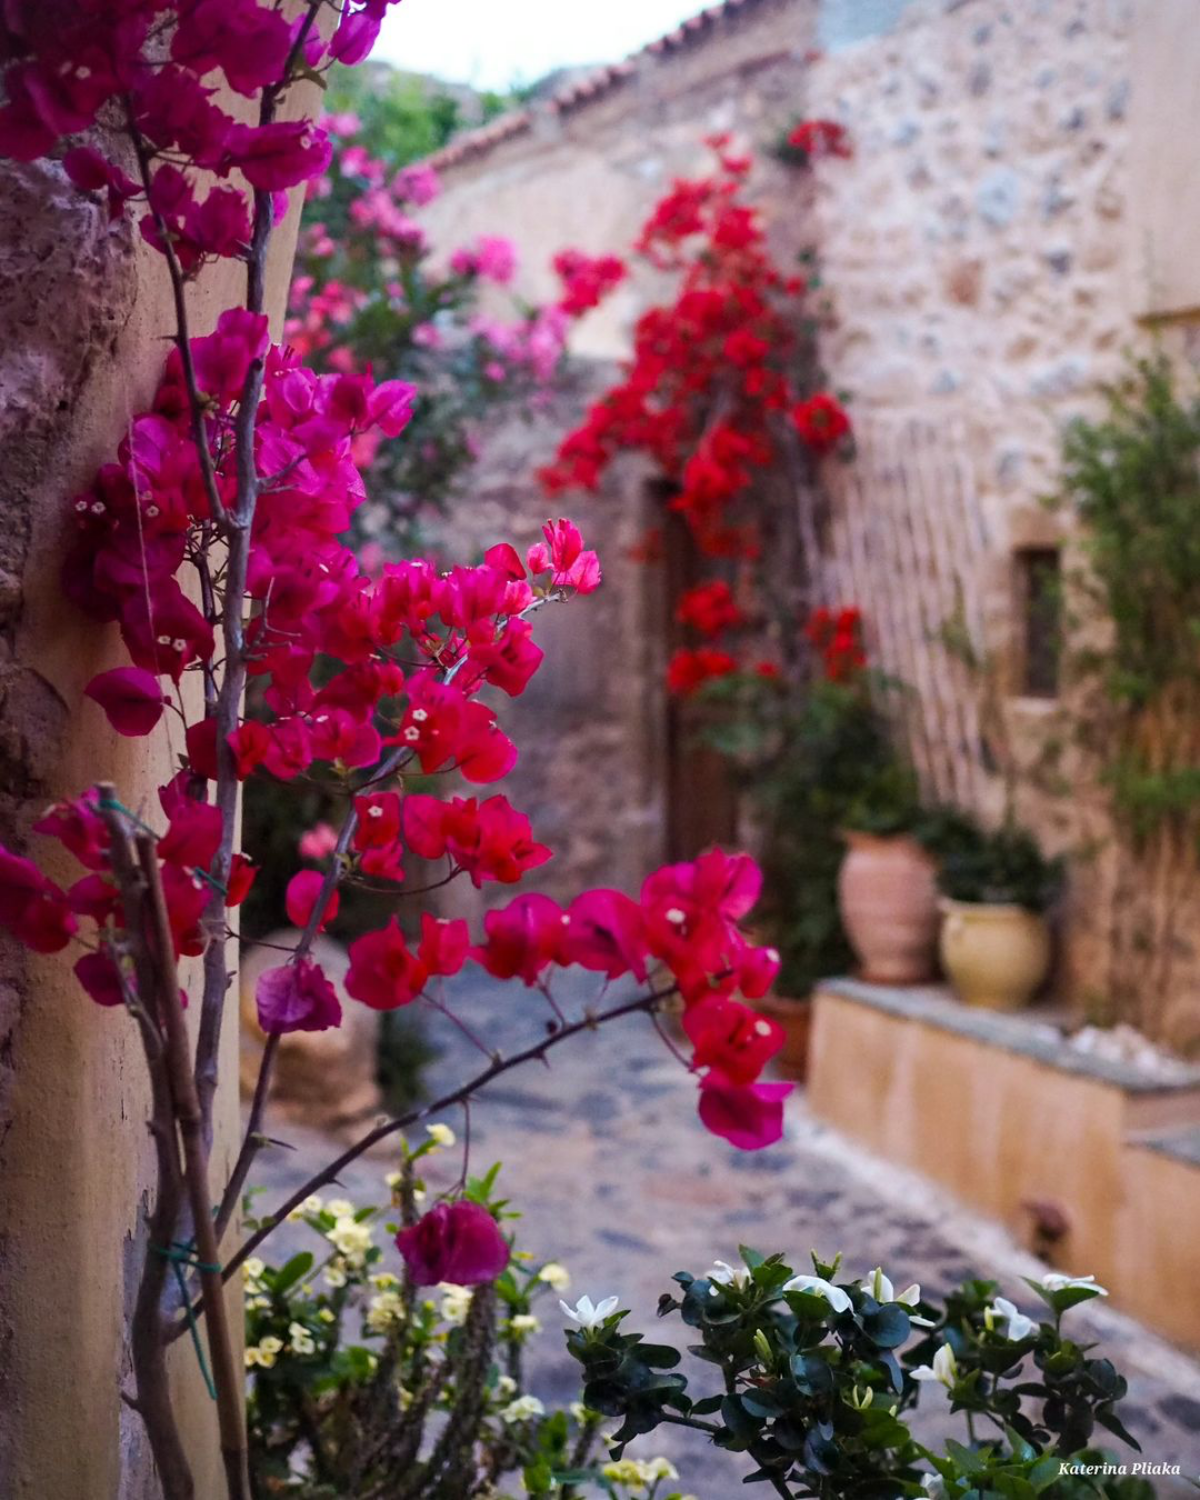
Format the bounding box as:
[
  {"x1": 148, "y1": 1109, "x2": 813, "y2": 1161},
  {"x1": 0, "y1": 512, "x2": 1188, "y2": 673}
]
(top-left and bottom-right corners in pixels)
[
  {"x1": 194, "y1": 0, "x2": 323, "y2": 1135},
  {"x1": 134, "y1": 830, "x2": 250, "y2": 1500},
  {"x1": 219, "y1": 981, "x2": 679, "y2": 1285},
  {"x1": 100, "y1": 790, "x2": 195, "y2": 1500}
]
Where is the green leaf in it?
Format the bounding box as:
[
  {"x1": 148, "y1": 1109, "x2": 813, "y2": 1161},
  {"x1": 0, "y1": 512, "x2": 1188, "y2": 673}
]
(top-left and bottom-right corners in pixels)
[{"x1": 272, "y1": 1252, "x2": 314, "y2": 1295}]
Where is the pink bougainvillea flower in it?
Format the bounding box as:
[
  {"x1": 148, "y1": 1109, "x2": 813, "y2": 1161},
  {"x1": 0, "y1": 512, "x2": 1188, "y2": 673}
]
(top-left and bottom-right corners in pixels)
[
  {"x1": 563, "y1": 888, "x2": 648, "y2": 982},
  {"x1": 84, "y1": 667, "x2": 166, "y2": 737},
  {"x1": 471, "y1": 893, "x2": 567, "y2": 986},
  {"x1": 227, "y1": 119, "x2": 332, "y2": 192},
  {"x1": 256, "y1": 958, "x2": 343, "y2": 1034},
  {"x1": 298, "y1": 822, "x2": 339, "y2": 860},
  {"x1": 74, "y1": 951, "x2": 126, "y2": 1008},
  {"x1": 191, "y1": 308, "x2": 270, "y2": 405},
  {"x1": 0, "y1": 848, "x2": 77, "y2": 953},
  {"x1": 697, "y1": 1071, "x2": 792, "y2": 1151},
  {"x1": 684, "y1": 996, "x2": 783, "y2": 1087},
  {"x1": 395, "y1": 1200, "x2": 509, "y2": 1287},
  {"x1": 33, "y1": 791, "x2": 110, "y2": 870},
  {"x1": 285, "y1": 869, "x2": 339, "y2": 932},
  {"x1": 345, "y1": 917, "x2": 427, "y2": 1010},
  {"x1": 417, "y1": 913, "x2": 470, "y2": 978}
]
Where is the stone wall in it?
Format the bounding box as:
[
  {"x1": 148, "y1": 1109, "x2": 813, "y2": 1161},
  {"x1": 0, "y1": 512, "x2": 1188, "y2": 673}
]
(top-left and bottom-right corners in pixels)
[
  {"x1": 0, "y1": 116, "x2": 311, "y2": 1500},
  {"x1": 418, "y1": 0, "x2": 1200, "y2": 1048}
]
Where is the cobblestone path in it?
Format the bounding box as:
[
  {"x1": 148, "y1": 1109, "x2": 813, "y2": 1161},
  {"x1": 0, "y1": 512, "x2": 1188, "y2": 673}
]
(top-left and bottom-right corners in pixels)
[{"x1": 249, "y1": 970, "x2": 1200, "y2": 1496}]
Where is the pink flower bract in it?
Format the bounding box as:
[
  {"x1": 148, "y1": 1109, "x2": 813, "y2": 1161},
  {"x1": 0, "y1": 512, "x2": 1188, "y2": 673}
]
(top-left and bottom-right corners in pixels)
[{"x1": 395, "y1": 1200, "x2": 509, "y2": 1287}]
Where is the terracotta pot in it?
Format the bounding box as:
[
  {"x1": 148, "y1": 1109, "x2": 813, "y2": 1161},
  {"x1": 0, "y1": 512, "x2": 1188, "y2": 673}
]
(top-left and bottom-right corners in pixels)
[
  {"x1": 837, "y1": 831, "x2": 939, "y2": 984},
  {"x1": 752, "y1": 993, "x2": 812, "y2": 1082},
  {"x1": 939, "y1": 898, "x2": 1051, "y2": 1011}
]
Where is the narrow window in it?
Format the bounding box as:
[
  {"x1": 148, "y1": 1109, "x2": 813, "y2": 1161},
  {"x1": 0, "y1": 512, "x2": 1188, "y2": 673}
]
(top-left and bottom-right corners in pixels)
[{"x1": 1015, "y1": 547, "x2": 1061, "y2": 698}]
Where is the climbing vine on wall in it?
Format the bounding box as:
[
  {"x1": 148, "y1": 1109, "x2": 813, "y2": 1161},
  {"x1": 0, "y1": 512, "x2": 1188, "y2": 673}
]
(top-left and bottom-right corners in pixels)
[{"x1": 1060, "y1": 354, "x2": 1200, "y2": 1037}]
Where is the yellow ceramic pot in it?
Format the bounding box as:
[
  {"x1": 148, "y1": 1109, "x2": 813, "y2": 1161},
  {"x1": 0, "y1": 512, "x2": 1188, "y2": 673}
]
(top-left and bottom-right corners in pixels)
[
  {"x1": 837, "y1": 832, "x2": 940, "y2": 984},
  {"x1": 939, "y1": 898, "x2": 1051, "y2": 1011}
]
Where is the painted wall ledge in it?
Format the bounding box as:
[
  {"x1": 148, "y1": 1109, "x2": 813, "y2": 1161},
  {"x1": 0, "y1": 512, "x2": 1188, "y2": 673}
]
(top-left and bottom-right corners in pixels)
[
  {"x1": 808, "y1": 979, "x2": 1200, "y2": 1351},
  {"x1": 819, "y1": 978, "x2": 1200, "y2": 1101}
]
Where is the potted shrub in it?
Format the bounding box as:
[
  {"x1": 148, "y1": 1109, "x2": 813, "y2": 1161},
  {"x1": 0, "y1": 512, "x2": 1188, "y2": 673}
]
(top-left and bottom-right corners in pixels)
[
  {"x1": 937, "y1": 823, "x2": 1064, "y2": 1010},
  {"x1": 746, "y1": 675, "x2": 904, "y2": 1077}
]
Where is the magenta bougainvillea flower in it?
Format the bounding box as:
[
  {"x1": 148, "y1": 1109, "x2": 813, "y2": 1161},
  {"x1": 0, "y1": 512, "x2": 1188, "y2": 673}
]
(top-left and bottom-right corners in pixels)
[
  {"x1": 395, "y1": 1201, "x2": 509, "y2": 1287},
  {"x1": 255, "y1": 959, "x2": 342, "y2": 1035}
]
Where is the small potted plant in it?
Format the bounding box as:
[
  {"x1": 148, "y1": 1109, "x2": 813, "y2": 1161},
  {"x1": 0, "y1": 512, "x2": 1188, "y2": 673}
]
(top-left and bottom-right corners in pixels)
[{"x1": 937, "y1": 822, "x2": 1064, "y2": 1011}]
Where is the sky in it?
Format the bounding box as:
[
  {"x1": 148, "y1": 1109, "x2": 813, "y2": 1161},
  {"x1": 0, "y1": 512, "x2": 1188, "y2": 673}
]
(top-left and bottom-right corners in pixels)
[{"x1": 373, "y1": 0, "x2": 709, "y2": 92}]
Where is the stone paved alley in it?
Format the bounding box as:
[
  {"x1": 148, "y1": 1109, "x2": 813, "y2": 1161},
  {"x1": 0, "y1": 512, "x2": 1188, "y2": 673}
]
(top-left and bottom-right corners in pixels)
[{"x1": 250, "y1": 970, "x2": 1200, "y2": 1495}]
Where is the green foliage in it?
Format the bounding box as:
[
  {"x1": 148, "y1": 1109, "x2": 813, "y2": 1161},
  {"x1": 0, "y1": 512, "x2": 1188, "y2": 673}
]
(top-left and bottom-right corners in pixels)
[
  {"x1": 747, "y1": 679, "x2": 903, "y2": 996},
  {"x1": 1059, "y1": 355, "x2": 1200, "y2": 840},
  {"x1": 244, "y1": 1153, "x2": 691, "y2": 1499},
  {"x1": 322, "y1": 63, "x2": 470, "y2": 167},
  {"x1": 567, "y1": 1251, "x2": 1144, "y2": 1500},
  {"x1": 937, "y1": 822, "x2": 1064, "y2": 913}
]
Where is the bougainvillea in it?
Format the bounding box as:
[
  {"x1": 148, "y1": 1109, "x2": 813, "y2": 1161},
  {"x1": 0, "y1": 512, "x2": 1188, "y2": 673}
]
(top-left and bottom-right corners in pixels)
[
  {"x1": 540, "y1": 132, "x2": 851, "y2": 697},
  {"x1": 0, "y1": 9, "x2": 787, "y2": 1495},
  {"x1": 290, "y1": 116, "x2": 627, "y2": 543}
]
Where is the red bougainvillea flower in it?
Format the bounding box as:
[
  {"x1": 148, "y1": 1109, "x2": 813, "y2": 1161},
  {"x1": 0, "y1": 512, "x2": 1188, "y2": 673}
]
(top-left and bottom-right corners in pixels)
[
  {"x1": 666, "y1": 647, "x2": 737, "y2": 696},
  {"x1": 84, "y1": 667, "x2": 166, "y2": 737},
  {"x1": 285, "y1": 870, "x2": 339, "y2": 932},
  {"x1": 684, "y1": 996, "x2": 784, "y2": 1086},
  {"x1": 790, "y1": 393, "x2": 851, "y2": 455},
  {"x1": 395, "y1": 1200, "x2": 509, "y2": 1287},
  {"x1": 697, "y1": 1071, "x2": 792, "y2": 1150},
  {"x1": 804, "y1": 605, "x2": 866, "y2": 681},
  {"x1": 675, "y1": 580, "x2": 744, "y2": 639},
  {"x1": 255, "y1": 959, "x2": 343, "y2": 1035},
  {"x1": 786, "y1": 118, "x2": 852, "y2": 161}
]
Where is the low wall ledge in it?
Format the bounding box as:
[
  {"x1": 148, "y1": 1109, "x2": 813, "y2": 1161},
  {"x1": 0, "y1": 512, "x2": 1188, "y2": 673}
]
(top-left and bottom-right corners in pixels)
[{"x1": 815, "y1": 979, "x2": 1200, "y2": 1098}]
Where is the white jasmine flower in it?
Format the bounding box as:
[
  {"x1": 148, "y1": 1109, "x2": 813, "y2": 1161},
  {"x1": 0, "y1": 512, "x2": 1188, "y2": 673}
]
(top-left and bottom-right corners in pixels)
[
  {"x1": 439, "y1": 1283, "x2": 472, "y2": 1325},
  {"x1": 911, "y1": 1343, "x2": 958, "y2": 1389},
  {"x1": 426, "y1": 1122, "x2": 456, "y2": 1149},
  {"x1": 499, "y1": 1394, "x2": 546, "y2": 1424},
  {"x1": 986, "y1": 1297, "x2": 1038, "y2": 1342},
  {"x1": 560, "y1": 1294, "x2": 619, "y2": 1329},
  {"x1": 385, "y1": 1170, "x2": 403, "y2": 1189},
  {"x1": 367, "y1": 1291, "x2": 405, "y2": 1333},
  {"x1": 244, "y1": 1335, "x2": 284, "y2": 1370},
  {"x1": 287, "y1": 1322, "x2": 316, "y2": 1356},
  {"x1": 495, "y1": 1374, "x2": 517, "y2": 1399},
  {"x1": 922, "y1": 1473, "x2": 947, "y2": 1499},
  {"x1": 242, "y1": 1257, "x2": 266, "y2": 1282},
  {"x1": 709, "y1": 1259, "x2": 752, "y2": 1288},
  {"x1": 537, "y1": 1262, "x2": 571, "y2": 1292},
  {"x1": 317, "y1": 1308, "x2": 336, "y2": 1324},
  {"x1": 324, "y1": 1261, "x2": 348, "y2": 1289},
  {"x1": 327, "y1": 1215, "x2": 373, "y2": 1264},
  {"x1": 782, "y1": 1274, "x2": 852, "y2": 1313},
  {"x1": 371, "y1": 1272, "x2": 400, "y2": 1290},
  {"x1": 569, "y1": 1401, "x2": 591, "y2": 1423},
  {"x1": 326, "y1": 1198, "x2": 356, "y2": 1220},
  {"x1": 1041, "y1": 1272, "x2": 1107, "y2": 1296},
  {"x1": 509, "y1": 1313, "x2": 541, "y2": 1335}
]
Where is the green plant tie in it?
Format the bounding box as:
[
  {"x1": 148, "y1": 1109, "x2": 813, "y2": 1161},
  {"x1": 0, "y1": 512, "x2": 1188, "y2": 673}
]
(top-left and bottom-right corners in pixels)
[
  {"x1": 151, "y1": 1241, "x2": 221, "y2": 1400},
  {"x1": 95, "y1": 793, "x2": 227, "y2": 897}
]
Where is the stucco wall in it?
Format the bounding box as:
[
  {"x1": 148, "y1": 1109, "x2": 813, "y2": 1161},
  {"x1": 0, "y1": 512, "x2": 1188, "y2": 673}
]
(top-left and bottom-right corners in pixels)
[
  {"x1": 418, "y1": 0, "x2": 1200, "y2": 1048},
  {"x1": 0, "y1": 128, "x2": 309, "y2": 1500}
]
